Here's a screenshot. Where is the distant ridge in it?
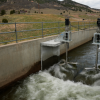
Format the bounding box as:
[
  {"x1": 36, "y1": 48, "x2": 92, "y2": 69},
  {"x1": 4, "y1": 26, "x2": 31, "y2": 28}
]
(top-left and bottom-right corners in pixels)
[{"x1": 0, "y1": 0, "x2": 99, "y2": 12}]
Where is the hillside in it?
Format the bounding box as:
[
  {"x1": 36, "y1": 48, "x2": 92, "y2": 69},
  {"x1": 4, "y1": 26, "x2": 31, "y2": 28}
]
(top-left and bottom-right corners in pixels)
[{"x1": 0, "y1": 0, "x2": 99, "y2": 13}]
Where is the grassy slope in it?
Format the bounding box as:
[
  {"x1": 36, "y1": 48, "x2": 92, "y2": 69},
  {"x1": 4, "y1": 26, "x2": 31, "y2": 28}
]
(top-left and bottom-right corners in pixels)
[
  {"x1": 0, "y1": 14, "x2": 65, "y2": 22},
  {"x1": 0, "y1": 13, "x2": 98, "y2": 45},
  {"x1": 0, "y1": 14, "x2": 66, "y2": 44}
]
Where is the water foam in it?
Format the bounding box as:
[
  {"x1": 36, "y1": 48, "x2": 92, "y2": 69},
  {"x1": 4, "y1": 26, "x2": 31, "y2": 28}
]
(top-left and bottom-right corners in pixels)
[{"x1": 14, "y1": 70, "x2": 100, "y2": 100}]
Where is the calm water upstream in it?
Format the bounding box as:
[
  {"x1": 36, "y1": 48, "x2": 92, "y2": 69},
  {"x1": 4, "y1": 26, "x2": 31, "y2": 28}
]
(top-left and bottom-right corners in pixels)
[{"x1": 1, "y1": 41, "x2": 100, "y2": 100}]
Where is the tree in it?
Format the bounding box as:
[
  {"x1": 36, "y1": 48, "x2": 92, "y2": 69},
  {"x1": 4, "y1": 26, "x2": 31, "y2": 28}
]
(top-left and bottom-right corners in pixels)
[
  {"x1": 1, "y1": 10, "x2": 6, "y2": 16},
  {"x1": 41, "y1": 12, "x2": 43, "y2": 14},
  {"x1": 18, "y1": 11, "x2": 20, "y2": 14},
  {"x1": 79, "y1": 8, "x2": 82, "y2": 12},
  {"x1": 10, "y1": 10, "x2": 15, "y2": 14},
  {"x1": 2, "y1": 18, "x2": 8, "y2": 23},
  {"x1": 63, "y1": 11, "x2": 65, "y2": 13}
]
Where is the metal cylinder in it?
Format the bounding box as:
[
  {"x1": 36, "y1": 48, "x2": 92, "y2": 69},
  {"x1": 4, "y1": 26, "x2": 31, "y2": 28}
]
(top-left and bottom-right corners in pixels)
[
  {"x1": 97, "y1": 18, "x2": 100, "y2": 27},
  {"x1": 66, "y1": 43, "x2": 69, "y2": 65},
  {"x1": 95, "y1": 45, "x2": 99, "y2": 70},
  {"x1": 65, "y1": 19, "x2": 70, "y2": 26}
]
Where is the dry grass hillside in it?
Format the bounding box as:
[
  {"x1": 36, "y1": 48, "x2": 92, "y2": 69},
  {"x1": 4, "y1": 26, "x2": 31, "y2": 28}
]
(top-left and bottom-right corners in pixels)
[
  {"x1": 2, "y1": 9, "x2": 100, "y2": 22},
  {"x1": 0, "y1": 9, "x2": 99, "y2": 45}
]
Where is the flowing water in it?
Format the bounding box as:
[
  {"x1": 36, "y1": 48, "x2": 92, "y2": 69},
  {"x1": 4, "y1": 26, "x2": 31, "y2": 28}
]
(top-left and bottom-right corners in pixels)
[{"x1": 1, "y1": 41, "x2": 100, "y2": 100}]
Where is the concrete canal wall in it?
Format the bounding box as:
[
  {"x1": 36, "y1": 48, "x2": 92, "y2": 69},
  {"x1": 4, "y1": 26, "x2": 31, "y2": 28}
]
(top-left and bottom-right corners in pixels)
[{"x1": 0, "y1": 29, "x2": 95, "y2": 88}]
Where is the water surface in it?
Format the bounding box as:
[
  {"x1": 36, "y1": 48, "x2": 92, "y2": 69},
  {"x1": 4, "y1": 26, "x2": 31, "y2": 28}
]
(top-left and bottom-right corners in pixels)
[{"x1": 1, "y1": 41, "x2": 100, "y2": 100}]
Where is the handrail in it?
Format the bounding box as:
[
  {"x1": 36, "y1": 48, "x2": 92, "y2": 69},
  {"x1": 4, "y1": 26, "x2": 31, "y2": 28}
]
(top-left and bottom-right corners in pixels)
[{"x1": 0, "y1": 21, "x2": 96, "y2": 44}]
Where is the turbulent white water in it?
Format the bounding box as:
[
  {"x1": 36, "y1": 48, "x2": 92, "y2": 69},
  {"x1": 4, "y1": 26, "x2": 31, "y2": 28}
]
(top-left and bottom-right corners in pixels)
[{"x1": 14, "y1": 64, "x2": 100, "y2": 100}]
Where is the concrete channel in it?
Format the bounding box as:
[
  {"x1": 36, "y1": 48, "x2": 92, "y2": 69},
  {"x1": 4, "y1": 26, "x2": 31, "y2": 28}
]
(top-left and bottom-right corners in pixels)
[{"x1": 0, "y1": 29, "x2": 96, "y2": 89}]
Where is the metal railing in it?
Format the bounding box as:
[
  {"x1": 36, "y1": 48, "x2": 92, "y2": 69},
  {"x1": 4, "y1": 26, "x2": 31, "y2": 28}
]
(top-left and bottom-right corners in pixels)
[{"x1": 0, "y1": 21, "x2": 96, "y2": 44}]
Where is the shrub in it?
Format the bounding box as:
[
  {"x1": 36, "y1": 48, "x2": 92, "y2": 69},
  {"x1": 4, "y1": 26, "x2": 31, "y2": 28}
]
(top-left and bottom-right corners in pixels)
[
  {"x1": 18, "y1": 11, "x2": 20, "y2": 14},
  {"x1": 13, "y1": 10, "x2": 15, "y2": 13},
  {"x1": 63, "y1": 11, "x2": 65, "y2": 13},
  {"x1": 2, "y1": 18, "x2": 8, "y2": 23},
  {"x1": 1, "y1": 10, "x2": 6, "y2": 16},
  {"x1": 34, "y1": 11, "x2": 36, "y2": 13},
  {"x1": 60, "y1": 13, "x2": 62, "y2": 15},
  {"x1": 41, "y1": 12, "x2": 43, "y2": 14},
  {"x1": 79, "y1": 9, "x2": 82, "y2": 12},
  {"x1": 10, "y1": 11, "x2": 13, "y2": 14},
  {"x1": 10, "y1": 10, "x2": 15, "y2": 14}
]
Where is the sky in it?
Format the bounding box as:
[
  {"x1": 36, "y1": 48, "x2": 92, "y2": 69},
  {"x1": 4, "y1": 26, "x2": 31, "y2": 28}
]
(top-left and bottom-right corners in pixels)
[{"x1": 58, "y1": 0, "x2": 100, "y2": 9}]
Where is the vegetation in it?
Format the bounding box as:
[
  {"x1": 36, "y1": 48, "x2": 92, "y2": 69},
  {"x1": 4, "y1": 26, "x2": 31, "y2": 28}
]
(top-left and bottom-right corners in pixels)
[
  {"x1": 18, "y1": 11, "x2": 20, "y2": 14},
  {"x1": 31, "y1": 0, "x2": 60, "y2": 4},
  {"x1": 41, "y1": 12, "x2": 43, "y2": 14},
  {"x1": 0, "y1": 10, "x2": 6, "y2": 16},
  {"x1": 10, "y1": 10, "x2": 15, "y2": 14},
  {"x1": 0, "y1": 0, "x2": 7, "y2": 2},
  {"x1": 61, "y1": 3, "x2": 93, "y2": 13},
  {"x1": 0, "y1": 0, "x2": 98, "y2": 14},
  {"x1": 31, "y1": 0, "x2": 73, "y2": 4},
  {"x1": 0, "y1": 14, "x2": 65, "y2": 44},
  {"x1": 0, "y1": 14, "x2": 97, "y2": 45},
  {"x1": 0, "y1": 0, "x2": 98, "y2": 45},
  {"x1": 2, "y1": 18, "x2": 8, "y2": 23},
  {"x1": 79, "y1": 8, "x2": 82, "y2": 12}
]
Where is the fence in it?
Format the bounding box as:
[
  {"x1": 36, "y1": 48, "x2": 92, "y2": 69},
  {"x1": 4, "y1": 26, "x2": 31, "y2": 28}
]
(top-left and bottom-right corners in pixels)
[{"x1": 0, "y1": 21, "x2": 96, "y2": 44}]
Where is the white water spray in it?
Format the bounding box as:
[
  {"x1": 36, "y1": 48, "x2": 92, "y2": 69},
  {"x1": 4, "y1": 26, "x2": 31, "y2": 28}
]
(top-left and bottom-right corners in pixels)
[{"x1": 14, "y1": 64, "x2": 100, "y2": 100}]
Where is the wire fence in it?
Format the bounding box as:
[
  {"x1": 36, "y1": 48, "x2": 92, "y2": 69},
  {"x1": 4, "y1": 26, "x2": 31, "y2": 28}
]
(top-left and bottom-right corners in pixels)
[{"x1": 0, "y1": 21, "x2": 97, "y2": 45}]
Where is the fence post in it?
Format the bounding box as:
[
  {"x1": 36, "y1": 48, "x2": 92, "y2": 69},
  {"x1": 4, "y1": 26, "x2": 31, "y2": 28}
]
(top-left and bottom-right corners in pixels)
[
  {"x1": 89, "y1": 21, "x2": 90, "y2": 30},
  {"x1": 84, "y1": 21, "x2": 85, "y2": 30},
  {"x1": 15, "y1": 22, "x2": 18, "y2": 43},
  {"x1": 70, "y1": 22, "x2": 71, "y2": 32},
  {"x1": 78, "y1": 22, "x2": 79, "y2": 31},
  {"x1": 58, "y1": 22, "x2": 60, "y2": 34},
  {"x1": 42, "y1": 22, "x2": 43, "y2": 38}
]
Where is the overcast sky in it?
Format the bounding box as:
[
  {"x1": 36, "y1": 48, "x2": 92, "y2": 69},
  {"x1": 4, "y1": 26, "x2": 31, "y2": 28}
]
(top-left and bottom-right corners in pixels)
[
  {"x1": 58, "y1": 0, "x2": 100, "y2": 9},
  {"x1": 73, "y1": 0, "x2": 100, "y2": 9}
]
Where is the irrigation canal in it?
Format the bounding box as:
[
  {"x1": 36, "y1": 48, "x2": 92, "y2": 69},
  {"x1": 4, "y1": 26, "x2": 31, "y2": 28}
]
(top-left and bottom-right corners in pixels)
[{"x1": 0, "y1": 41, "x2": 100, "y2": 100}]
